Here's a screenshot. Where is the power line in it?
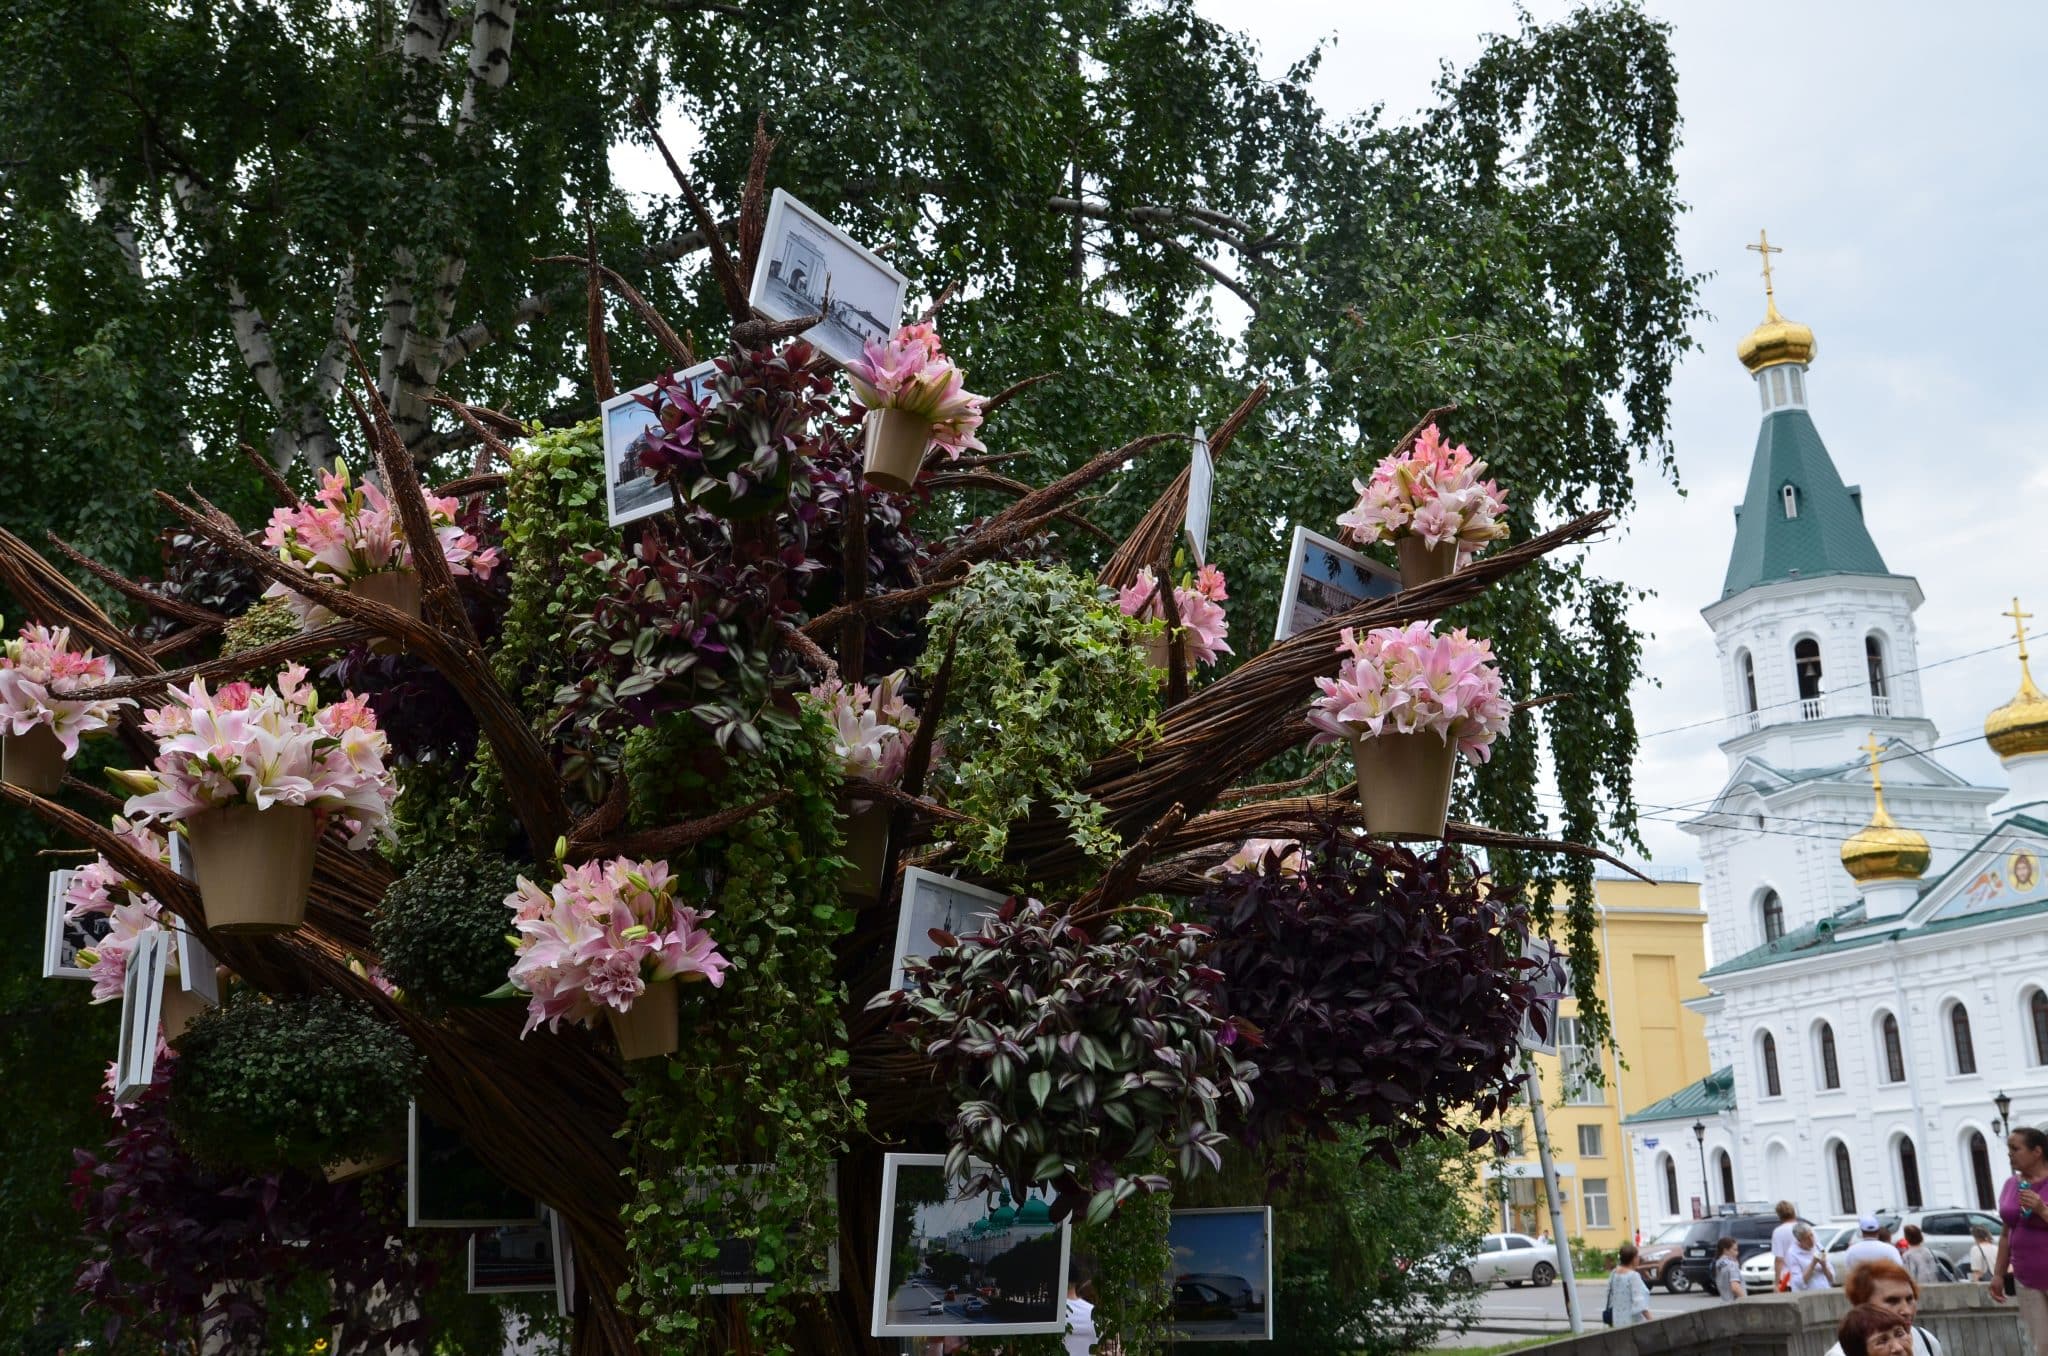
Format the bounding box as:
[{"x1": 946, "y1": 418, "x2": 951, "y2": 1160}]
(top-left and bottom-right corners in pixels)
[{"x1": 1637, "y1": 639, "x2": 2018, "y2": 741}]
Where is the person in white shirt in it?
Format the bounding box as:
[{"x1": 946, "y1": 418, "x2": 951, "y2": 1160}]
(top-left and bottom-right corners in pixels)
[
  {"x1": 1771, "y1": 1200, "x2": 1801, "y2": 1288},
  {"x1": 1844, "y1": 1216, "x2": 1901, "y2": 1277},
  {"x1": 1788, "y1": 1223, "x2": 1837, "y2": 1292},
  {"x1": 1968, "y1": 1224, "x2": 1998, "y2": 1284},
  {"x1": 1063, "y1": 1275, "x2": 1097, "y2": 1356},
  {"x1": 1820, "y1": 1259, "x2": 1944, "y2": 1356}
]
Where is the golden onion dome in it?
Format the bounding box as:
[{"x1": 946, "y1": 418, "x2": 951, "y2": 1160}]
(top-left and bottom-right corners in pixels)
[
  {"x1": 1987, "y1": 599, "x2": 2048, "y2": 760},
  {"x1": 1737, "y1": 297, "x2": 1818, "y2": 374},
  {"x1": 1841, "y1": 734, "x2": 1930, "y2": 883}
]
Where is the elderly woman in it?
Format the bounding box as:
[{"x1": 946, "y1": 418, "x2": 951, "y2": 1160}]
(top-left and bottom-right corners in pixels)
[
  {"x1": 1822, "y1": 1259, "x2": 1944, "y2": 1356},
  {"x1": 1787, "y1": 1223, "x2": 1837, "y2": 1292},
  {"x1": 1836, "y1": 1303, "x2": 1917, "y2": 1356}
]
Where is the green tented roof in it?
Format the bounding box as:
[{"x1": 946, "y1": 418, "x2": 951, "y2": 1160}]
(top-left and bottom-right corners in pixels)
[
  {"x1": 1624, "y1": 1066, "x2": 1737, "y2": 1125},
  {"x1": 1721, "y1": 409, "x2": 1892, "y2": 599},
  {"x1": 1702, "y1": 901, "x2": 1876, "y2": 978}
]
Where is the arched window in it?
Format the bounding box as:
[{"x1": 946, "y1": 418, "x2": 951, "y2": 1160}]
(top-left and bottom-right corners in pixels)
[
  {"x1": 1717, "y1": 1150, "x2": 1736, "y2": 1206},
  {"x1": 1899, "y1": 1137, "x2": 1923, "y2": 1209},
  {"x1": 1880, "y1": 1013, "x2": 1907, "y2": 1082},
  {"x1": 1818, "y1": 1022, "x2": 1841, "y2": 1090},
  {"x1": 1794, "y1": 638, "x2": 1824, "y2": 702},
  {"x1": 1663, "y1": 1154, "x2": 1680, "y2": 1217},
  {"x1": 1951, "y1": 1003, "x2": 1978, "y2": 1076},
  {"x1": 1835, "y1": 1141, "x2": 1857, "y2": 1215},
  {"x1": 1760, "y1": 1032, "x2": 1782, "y2": 1097},
  {"x1": 1739, "y1": 650, "x2": 1759, "y2": 714},
  {"x1": 1866, "y1": 635, "x2": 1888, "y2": 698},
  {"x1": 1761, "y1": 890, "x2": 1785, "y2": 944},
  {"x1": 1971, "y1": 1132, "x2": 1997, "y2": 1210},
  {"x1": 1782, "y1": 482, "x2": 1800, "y2": 518},
  {"x1": 2031, "y1": 990, "x2": 2048, "y2": 1065}
]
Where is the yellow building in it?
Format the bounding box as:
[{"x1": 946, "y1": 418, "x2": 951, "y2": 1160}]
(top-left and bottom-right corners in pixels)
[{"x1": 1475, "y1": 875, "x2": 1712, "y2": 1250}]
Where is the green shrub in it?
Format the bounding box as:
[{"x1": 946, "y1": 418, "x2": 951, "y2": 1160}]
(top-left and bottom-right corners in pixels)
[
  {"x1": 168, "y1": 992, "x2": 420, "y2": 1173},
  {"x1": 373, "y1": 848, "x2": 525, "y2": 1010}
]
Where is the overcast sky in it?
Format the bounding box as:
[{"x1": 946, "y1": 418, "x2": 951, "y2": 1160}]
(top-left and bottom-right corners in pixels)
[{"x1": 1198, "y1": 1, "x2": 2048, "y2": 876}]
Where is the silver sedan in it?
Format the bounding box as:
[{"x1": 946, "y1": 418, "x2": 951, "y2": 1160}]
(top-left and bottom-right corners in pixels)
[{"x1": 1448, "y1": 1233, "x2": 1560, "y2": 1289}]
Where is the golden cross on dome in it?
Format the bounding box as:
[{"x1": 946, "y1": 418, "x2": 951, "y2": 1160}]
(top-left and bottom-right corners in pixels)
[
  {"x1": 1747, "y1": 229, "x2": 1783, "y2": 307},
  {"x1": 1861, "y1": 731, "x2": 1886, "y2": 792},
  {"x1": 2007, "y1": 597, "x2": 2033, "y2": 662}
]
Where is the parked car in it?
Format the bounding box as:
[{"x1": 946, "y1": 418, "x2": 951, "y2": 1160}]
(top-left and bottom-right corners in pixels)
[
  {"x1": 1888, "y1": 1208, "x2": 2005, "y2": 1274},
  {"x1": 1680, "y1": 1213, "x2": 1792, "y2": 1293},
  {"x1": 1178, "y1": 1272, "x2": 1256, "y2": 1310},
  {"x1": 1638, "y1": 1220, "x2": 1695, "y2": 1292},
  {"x1": 1173, "y1": 1279, "x2": 1238, "y2": 1322},
  {"x1": 1446, "y1": 1233, "x2": 1558, "y2": 1289}
]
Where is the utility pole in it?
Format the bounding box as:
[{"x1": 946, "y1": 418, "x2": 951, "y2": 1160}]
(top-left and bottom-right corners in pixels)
[{"x1": 1523, "y1": 1054, "x2": 1584, "y2": 1334}]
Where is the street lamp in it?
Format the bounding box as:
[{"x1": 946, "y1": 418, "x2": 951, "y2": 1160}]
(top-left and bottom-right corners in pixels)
[
  {"x1": 1996, "y1": 1090, "x2": 2013, "y2": 1139},
  {"x1": 1693, "y1": 1120, "x2": 1710, "y2": 1215}
]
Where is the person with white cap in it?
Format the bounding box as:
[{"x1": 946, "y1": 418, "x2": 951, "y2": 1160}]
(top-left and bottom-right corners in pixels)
[{"x1": 1845, "y1": 1216, "x2": 1901, "y2": 1277}]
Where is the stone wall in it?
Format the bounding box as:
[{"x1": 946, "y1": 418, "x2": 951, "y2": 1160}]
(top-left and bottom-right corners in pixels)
[{"x1": 1519, "y1": 1284, "x2": 2026, "y2": 1356}]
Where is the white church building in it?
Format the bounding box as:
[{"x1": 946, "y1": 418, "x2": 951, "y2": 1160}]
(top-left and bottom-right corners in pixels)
[{"x1": 1623, "y1": 255, "x2": 2048, "y2": 1230}]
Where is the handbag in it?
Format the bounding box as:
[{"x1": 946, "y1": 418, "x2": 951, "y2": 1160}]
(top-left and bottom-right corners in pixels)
[{"x1": 1601, "y1": 1305, "x2": 1613, "y2": 1327}]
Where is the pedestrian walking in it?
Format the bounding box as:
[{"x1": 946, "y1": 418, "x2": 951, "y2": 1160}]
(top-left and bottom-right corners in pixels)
[
  {"x1": 1990, "y1": 1125, "x2": 2048, "y2": 1353},
  {"x1": 1788, "y1": 1223, "x2": 1838, "y2": 1292},
  {"x1": 1899, "y1": 1226, "x2": 1942, "y2": 1288},
  {"x1": 1845, "y1": 1216, "x2": 1899, "y2": 1277},
  {"x1": 1771, "y1": 1200, "x2": 1800, "y2": 1289},
  {"x1": 1969, "y1": 1225, "x2": 1998, "y2": 1284},
  {"x1": 1712, "y1": 1236, "x2": 1747, "y2": 1301},
  {"x1": 1821, "y1": 1260, "x2": 1944, "y2": 1356},
  {"x1": 1602, "y1": 1244, "x2": 1652, "y2": 1327}
]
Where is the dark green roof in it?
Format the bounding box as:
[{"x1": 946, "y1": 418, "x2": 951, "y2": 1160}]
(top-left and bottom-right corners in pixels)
[
  {"x1": 1703, "y1": 901, "x2": 1877, "y2": 978},
  {"x1": 1624, "y1": 1067, "x2": 1736, "y2": 1125},
  {"x1": 1721, "y1": 409, "x2": 1892, "y2": 598}
]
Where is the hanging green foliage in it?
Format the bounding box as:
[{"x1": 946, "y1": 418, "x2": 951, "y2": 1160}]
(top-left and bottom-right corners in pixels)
[
  {"x1": 919, "y1": 562, "x2": 1159, "y2": 878},
  {"x1": 372, "y1": 848, "x2": 527, "y2": 1012},
  {"x1": 1076, "y1": 1162, "x2": 1175, "y2": 1356}
]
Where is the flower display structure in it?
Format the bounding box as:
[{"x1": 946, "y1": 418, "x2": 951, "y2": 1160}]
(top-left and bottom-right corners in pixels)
[
  {"x1": 505, "y1": 855, "x2": 729, "y2": 1036},
  {"x1": 875, "y1": 898, "x2": 1254, "y2": 1225},
  {"x1": 1306, "y1": 620, "x2": 1510, "y2": 761},
  {"x1": 843, "y1": 321, "x2": 986, "y2": 459},
  {"x1": 1117, "y1": 563, "x2": 1232, "y2": 667},
  {"x1": 261, "y1": 461, "x2": 499, "y2": 624},
  {"x1": 805, "y1": 669, "x2": 920, "y2": 784},
  {"x1": 1337, "y1": 423, "x2": 1509, "y2": 565},
  {"x1": 630, "y1": 341, "x2": 838, "y2": 518},
  {"x1": 0, "y1": 621, "x2": 130, "y2": 758},
  {"x1": 63, "y1": 819, "x2": 171, "y2": 1003},
  {"x1": 111, "y1": 665, "x2": 397, "y2": 848}
]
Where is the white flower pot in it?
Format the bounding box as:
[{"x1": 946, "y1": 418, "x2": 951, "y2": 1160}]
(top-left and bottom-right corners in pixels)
[
  {"x1": 862, "y1": 408, "x2": 933, "y2": 493},
  {"x1": 607, "y1": 980, "x2": 679, "y2": 1061},
  {"x1": 1351, "y1": 731, "x2": 1457, "y2": 841},
  {"x1": 1142, "y1": 631, "x2": 1173, "y2": 672},
  {"x1": 347, "y1": 571, "x2": 421, "y2": 655}
]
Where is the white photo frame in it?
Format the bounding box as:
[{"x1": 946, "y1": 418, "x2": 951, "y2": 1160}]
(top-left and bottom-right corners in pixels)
[
  {"x1": 748, "y1": 189, "x2": 910, "y2": 367},
  {"x1": 167, "y1": 828, "x2": 193, "y2": 882},
  {"x1": 600, "y1": 360, "x2": 721, "y2": 528},
  {"x1": 1164, "y1": 1206, "x2": 1275, "y2": 1342},
  {"x1": 466, "y1": 1218, "x2": 557, "y2": 1294},
  {"x1": 1185, "y1": 425, "x2": 1213, "y2": 566},
  {"x1": 1517, "y1": 936, "x2": 1561, "y2": 1057},
  {"x1": 551, "y1": 1205, "x2": 576, "y2": 1317},
  {"x1": 1271, "y1": 525, "x2": 1400, "y2": 644},
  {"x1": 407, "y1": 1101, "x2": 542, "y2": 1228},
  {"x1": 871, "y1": 1153, "x2": 1072, "y2": 1338},
  {"x1": 43, "y1": 869, "x2": 108, "y2": 981},
  {"x1": 173, "y1": 921, "x2": 219, "y2": 1005},
  {"x1": 890, "y1": 869, "x2": 1009, "y2": 993},
  {"x1": 684, "y1": 1163, "x2": 841, "y2": 1295},
  {"x1": 114, "y1": 929, "x2": 170, "y2": 1103}
]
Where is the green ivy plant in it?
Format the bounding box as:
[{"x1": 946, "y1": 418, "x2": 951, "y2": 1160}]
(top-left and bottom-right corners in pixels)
[
  {"x1": 493, "y1": 419, "x2": 615, "y2": 722},
  {"x1": 167, "y1": 992, "x2": 421, "y2": 1174},
  {"x1": 918, "y1": 562, "x2": 1159, "y2": 877},
  {"x1": 1076, "y1": 1167, "x2": 1174, "y2": 1356},
  {"x1": 616, "y1": 709, "x2": 861, "y2": 1354},
  {"x1": 371, "y1": 848, "x2": 525, "y2": 1012}
]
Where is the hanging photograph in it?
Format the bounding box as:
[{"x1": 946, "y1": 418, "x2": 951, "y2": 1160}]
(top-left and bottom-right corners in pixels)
[
  {"x1": 407, "y1": 1100, "x2": 542, "y2": 1228},
  {"x1": 113, "y1": 929, "x2": 169, "y2": 1104},
  {"x1": 748, "y1": 189, "x2": 910, "y2": 367},
  {"x1": 468, "y1": 1217, "x2": 557, "y2": 1294},
  {"x1": 43, "y1": 868, "x2": 110, "y2": 981},
  {"x1": 889, "y1": 869, "x2": 1009, "y2": 993},
  {"x1": 1164, "y1": 1207, "x2": 1274, "y2": 1341},
  {"x1": 684, "y1": 1163, "x2": 841, "y2": 1294},
  {"x1": 601, "y1": 360, "x2": 720, "y2": 528},
  {"x1": 1271, "y1": 525, "x2": 1400, "y2": 643},
  {"x1": 551, "y1": 1205, "x2": 576, "y2": 1317},
  {"x1": 1185, "y1": 424, "x2": 1213, "y2": 566},
  {"x1": 871, "y1": 1152, "x2": 1071, "y2": 1338}
]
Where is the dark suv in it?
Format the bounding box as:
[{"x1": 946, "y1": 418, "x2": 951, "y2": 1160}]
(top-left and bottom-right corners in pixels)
[{"x1": 1679, "y1": 1213, "x2": 1790, "y2": 1293}]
